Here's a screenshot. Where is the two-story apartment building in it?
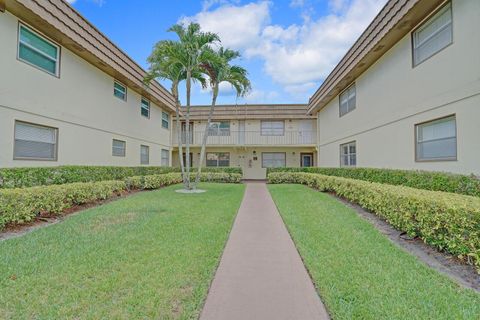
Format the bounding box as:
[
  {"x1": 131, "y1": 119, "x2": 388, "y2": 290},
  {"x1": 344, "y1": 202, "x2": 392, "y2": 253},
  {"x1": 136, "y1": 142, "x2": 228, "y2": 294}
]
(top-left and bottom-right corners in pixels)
[
  {"x1": 172, "y1": 104, "x2": 317, "y2": 179},
  {"x1": 0, "y1": 0, "x2": 176, "y2": 167},
  {"x1": 307, "y1": 0, "x2": 480, "y2": 175}
]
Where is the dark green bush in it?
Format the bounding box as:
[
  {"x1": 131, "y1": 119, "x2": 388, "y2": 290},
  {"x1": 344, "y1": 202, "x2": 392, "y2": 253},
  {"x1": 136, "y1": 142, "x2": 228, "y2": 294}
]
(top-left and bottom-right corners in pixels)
[
  {"x1": 0, "y1": 166, "x2": 242, "y2": 189},
  {"x1": 267, "y1": 167, "x2": 480, "y2": 197},
  {"x1": 0, "y1": 172, "x2": 242, "y2": 229},
  {"x1": 269, "y1": 172, "x2": 480, "y2": 272}
]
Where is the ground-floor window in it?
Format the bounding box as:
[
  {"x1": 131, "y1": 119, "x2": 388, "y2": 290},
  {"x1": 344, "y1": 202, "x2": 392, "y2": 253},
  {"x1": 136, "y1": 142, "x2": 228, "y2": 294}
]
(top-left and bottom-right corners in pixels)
[
  {"x1": 112, "y1": 139, "x2": 126, "y2": 157},
  {"x1": 161, "y1": 149, "x2": 169, "y2": 166},
  {"x1": 206, "y1": 152, "x2": 230, "y2": 167},
  {"x1": 415, "y1": 115, "x2": 456, "y2": 161},
  {"x1": 140, "y1": 145, "x2": 149, "y2": 165},
  {"x1": 262, "y1": 152, "x2": 286, "y2": 168},
  {"x1": 340, "y1": 141, "x2": 356, "y2": 167},
  {"x1": 14, "y1": 121, "x2": 58, "y2": 160}
]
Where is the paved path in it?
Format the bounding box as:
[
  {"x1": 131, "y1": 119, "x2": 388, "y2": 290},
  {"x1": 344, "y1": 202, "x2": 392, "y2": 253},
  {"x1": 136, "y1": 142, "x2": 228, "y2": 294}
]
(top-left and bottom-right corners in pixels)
[{"x1": 200, "y1": 182, "x2": 329, "y2": 320}]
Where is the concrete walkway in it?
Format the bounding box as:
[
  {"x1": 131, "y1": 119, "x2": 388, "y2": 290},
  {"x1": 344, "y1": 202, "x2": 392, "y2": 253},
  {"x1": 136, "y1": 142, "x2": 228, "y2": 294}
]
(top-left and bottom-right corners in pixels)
[{"x1": 200, "y1": 182, "x2": 329, "y2": 320}]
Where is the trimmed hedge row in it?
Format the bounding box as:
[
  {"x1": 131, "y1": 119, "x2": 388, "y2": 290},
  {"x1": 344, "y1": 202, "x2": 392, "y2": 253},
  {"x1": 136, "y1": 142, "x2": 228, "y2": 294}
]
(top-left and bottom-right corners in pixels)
[
  {"x1": 267, "y1": 167, "x2": 480, "y2": 197},
  {"x1": 0, "y1": 172, "x2": 241, "y2": 229},
  {"x1": 0, "y1": 166, "x2": 242, "y2": 189},
  {"x1": 268, "y1": 172, "x2": 480, "y2": 271}
]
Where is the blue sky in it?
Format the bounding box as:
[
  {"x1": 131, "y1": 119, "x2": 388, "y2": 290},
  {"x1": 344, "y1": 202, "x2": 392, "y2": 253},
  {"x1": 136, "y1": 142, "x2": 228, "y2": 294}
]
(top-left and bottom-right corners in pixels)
[{"x1": 68, "y1": 0, "x2": 386, "y2": 105}]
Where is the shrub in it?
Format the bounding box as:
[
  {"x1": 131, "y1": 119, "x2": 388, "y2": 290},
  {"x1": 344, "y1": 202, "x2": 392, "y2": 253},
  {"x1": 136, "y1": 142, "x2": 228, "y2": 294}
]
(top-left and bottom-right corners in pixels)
[
  {"x1": 0, "y1": 172, "x2": 242, "y2": 230},
  {"x1": 0, "y1": 166, "x2": 243, "y2": 189},
  {"x1": 267, "y1": 167, "x2": 480, "y2": 197},
  {"x1": 268, "y1": 172, "x2": 480, "y2": 272}
]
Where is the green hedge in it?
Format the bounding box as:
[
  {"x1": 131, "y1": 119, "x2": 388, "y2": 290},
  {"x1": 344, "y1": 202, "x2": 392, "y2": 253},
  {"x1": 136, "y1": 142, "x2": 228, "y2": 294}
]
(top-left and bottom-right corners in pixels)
[
  {"x1": 0, "y1": 166, "x2": 242, "y2": 189},
  {"x1": 268, "y1": 172, "x2": 480, "y2": 272},
  {"x1": 0, "y1": 172, "x2": 241, "y2": 229},
  {"x1": 267, "y1": 167, "x2": 480, "y2": 197}
]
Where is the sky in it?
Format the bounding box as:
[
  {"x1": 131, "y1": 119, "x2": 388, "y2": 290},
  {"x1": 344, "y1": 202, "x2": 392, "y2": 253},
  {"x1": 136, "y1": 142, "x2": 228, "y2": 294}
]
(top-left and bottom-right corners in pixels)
[{"x1": 67, "y1": 0, "x2": 387, "y2": 105}]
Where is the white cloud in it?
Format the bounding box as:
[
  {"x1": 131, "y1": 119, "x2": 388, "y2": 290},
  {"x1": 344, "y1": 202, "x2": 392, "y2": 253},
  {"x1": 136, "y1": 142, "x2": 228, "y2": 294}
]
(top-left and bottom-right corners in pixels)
[
  {"x1": 66, "y1": 0, "x2": 77, "y2": 3},
  {"x1": 244, "y1": 89, "x2": 279, "y2": 103},
  {"x1": 66, "y1": 0, "x2": 105, "y2": 6},
  {"x1": 184, "y1": 0, "x2": 387, "y2": 99}
]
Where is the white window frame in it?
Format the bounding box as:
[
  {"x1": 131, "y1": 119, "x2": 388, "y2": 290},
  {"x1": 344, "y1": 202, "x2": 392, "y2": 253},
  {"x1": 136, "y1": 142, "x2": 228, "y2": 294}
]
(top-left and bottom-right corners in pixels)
[
  {"x1": 208, "y1": 121, "x2": 230, "y2": 136},
  {"x1": 141, "y1": 98, "x2": 150, "y2": 118},
  {"x1": 261, "y1": 121, "x2": 285, "y2": 136},
  {"x1": 340, "y1": 141, "x2": 356, "y2": 167},
  {"x1": 17, "y1": 24, "x2": 60, "y2": 77},
  {"x1": 161, "y1": 149, "x2": 170, "y2": 166},
  {"x1": 206, "y1": 152, "x2": 230, "y2": 167},
  {"x1": 114, "y1": 81, "x2": 127, "y2": 101},
  {"x1": 339, "y1": 84, "x2": 356, "y2": 117},
  {"x1": 412, "y1": 2, "x2": 453, "y2": 66},
  {"x1": 415, "y1": 115, "x2": 457, "y2": 162},
  {"x1": 262, "y1": 152, "x2": 286, "y2": 168},
  {"x1": 112, "y1": 139, "x2": 126, "y2": 157},
  {"x1": 162, "y1": 112, "x2": 170, "y2": 129},
  {"x1": 140, "y1": 145, "x2": 149, "y2": 165},
  {"x1": 13, "y1": 121, "x2": 58, "y2": 161}
]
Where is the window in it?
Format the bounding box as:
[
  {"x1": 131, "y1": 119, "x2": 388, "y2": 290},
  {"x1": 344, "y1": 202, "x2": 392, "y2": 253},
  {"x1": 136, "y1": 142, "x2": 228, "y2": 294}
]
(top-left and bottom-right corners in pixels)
[
  {"x1": 14, "y1": 121, "x2": 58, "y2": 160},
  {"x1": 18, "y1": 24, "x2": 60, "y2": 76},
  {"x1": 413, "y1": 3, "x2": 452, "y2": 66},
  {"x1": 114, "y1": 81, "x2": 127, "y2": 100},
  {"x1": 261, "y1": 121, "x2": 284, "y2": 136},
  {"x1": 206, "y1": 153, "x2": 230, "y2": 167},
  {"x1": 112, "y1": 139, "x2": 126, "y2": 157},
  {"x1": 161, "y1": 149, "x2": 170, "y2": 166},
  {"x1": 208, "y1": 121, "x2": 230, "y2": 136},
  {"x1": 141, "y1": 98, "x2": 150, "y2": 118},
  {"x1": 140, "y1": 145, "x2": 149, "y2": 165},
  {"x1": 262, "y1": 153, "x2": 286, "y2": 168},
  {"x1": 340, "y1": 141, "x2": 356, "y2": 167},
  {"x1": 162, "y1": 112, "x2": 169, "y2": 129},
  {"x1": 339, "y1": 84, "x2": 356, "y2": 116},
  {"x1": 416, "y1": 115, "x2": 456, "y2": 161}
]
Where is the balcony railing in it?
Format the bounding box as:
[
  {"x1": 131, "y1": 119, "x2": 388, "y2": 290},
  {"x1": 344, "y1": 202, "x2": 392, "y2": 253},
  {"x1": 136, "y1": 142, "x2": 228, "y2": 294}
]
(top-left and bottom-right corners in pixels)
[{"x1": 173, "y1": 130, "x2": 316, "y2": 146}]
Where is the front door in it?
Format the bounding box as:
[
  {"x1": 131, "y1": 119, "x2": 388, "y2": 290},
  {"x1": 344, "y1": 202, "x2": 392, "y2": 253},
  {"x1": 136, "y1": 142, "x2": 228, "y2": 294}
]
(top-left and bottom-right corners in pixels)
[{"x1": 301, "y1": 153, "x2": 313, "y2": 167}]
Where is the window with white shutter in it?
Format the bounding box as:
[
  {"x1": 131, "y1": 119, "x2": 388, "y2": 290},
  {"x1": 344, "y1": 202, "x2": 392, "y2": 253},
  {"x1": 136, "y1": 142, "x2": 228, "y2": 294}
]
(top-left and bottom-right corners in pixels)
[
  {"x1": 14, "y1": 121, "x2": 58, "y2": 160},
  {"x1": 112, "y1": 139, "x2": 126, "y2": 157},
  {"x1": 261, "y1": 121, "x2": 284, "y2": 136},
  {"x1": 140, "y1": 145, "x2": 150, "y2": 165}
]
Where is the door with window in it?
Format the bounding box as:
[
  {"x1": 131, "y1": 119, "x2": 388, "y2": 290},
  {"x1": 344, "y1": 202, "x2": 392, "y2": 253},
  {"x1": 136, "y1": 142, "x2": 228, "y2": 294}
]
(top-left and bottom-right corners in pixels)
[{"x1": 300, "y1": 153, "x2": 313, "y2": 167}]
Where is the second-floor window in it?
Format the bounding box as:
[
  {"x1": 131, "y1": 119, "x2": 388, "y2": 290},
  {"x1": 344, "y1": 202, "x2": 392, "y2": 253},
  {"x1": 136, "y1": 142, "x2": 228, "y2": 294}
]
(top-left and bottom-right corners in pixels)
[
  {"x1": 141, "y1": 98, "x2": 150, "y2": 118},
  {"x1": 261, "y1": 121, "x2": 284, "y2": 136},
  {"x1": 114, "y1": 81, "x2": 127, "y2": 101},
  {"x1": 162, "y1": 112, "x2": 170, "y2": 129},
  {"x1": 208, "y1": 121, "x2": 230, "y2": 136},
  {"x1": 339, "y1": 84, "x2": 356, "y2": 117},
  {"x1": 206, "y1": 152, "x2": 230, "y2": 167},
  {"x1": 340, "y1": 141, "x2": 356, "y2": 167},
  {"x1": 413, "y1": 2, "x2": 452, "y2": 66},
  {"x1": 18, "y1": 24, "x2": 60, "y2": 76}
]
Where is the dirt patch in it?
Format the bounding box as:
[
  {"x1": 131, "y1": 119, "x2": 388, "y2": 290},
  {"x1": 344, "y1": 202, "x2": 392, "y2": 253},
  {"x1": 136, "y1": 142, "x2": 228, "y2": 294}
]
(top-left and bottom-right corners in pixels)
[
  {"x1": 0, "y1": 190, "x2": 144, "y2": 242},
  {"x1": 329, "y1": 193, "x2": 480, "y2": 292}
]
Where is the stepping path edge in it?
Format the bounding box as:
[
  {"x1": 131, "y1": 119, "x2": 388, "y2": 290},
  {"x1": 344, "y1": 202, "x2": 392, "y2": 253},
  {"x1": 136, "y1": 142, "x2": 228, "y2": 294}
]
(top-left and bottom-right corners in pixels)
[{"x1": 199, "y1": 182, "x2": 330, "y2": 320}]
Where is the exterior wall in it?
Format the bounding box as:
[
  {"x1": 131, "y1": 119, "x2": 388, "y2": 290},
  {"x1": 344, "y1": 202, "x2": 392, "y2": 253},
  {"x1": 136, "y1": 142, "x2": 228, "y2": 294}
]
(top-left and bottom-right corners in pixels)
[
  {"x1": 173, "y1": 147, "x2": 316, "y2": 179},
  {"x1": 0, "y1": 12, "x2": 172, "y2": 167},
  {"x1": 317, "y1": 0, "x2": 480, "y2": 175}
]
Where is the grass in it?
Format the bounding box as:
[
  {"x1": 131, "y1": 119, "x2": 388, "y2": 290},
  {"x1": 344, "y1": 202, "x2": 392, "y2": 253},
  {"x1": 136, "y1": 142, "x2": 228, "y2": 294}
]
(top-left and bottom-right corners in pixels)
[
  {"x1": 268, "y1": 184, "x2": 480, "y2": 320},
  {"x1": 0, "y1": 183, "x2": 245, "y2": 319}
]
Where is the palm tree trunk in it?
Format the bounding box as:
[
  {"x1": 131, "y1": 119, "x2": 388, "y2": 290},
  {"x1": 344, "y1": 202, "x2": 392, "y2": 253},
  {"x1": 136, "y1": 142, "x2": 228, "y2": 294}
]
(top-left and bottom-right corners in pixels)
[
  {"x1": 175, "y1": 101, "x2": 186, "y2": 185},
  {"x1": 184, "y1": 70, "x2": 192, "y2": 189},
  {"x1": 194, "y1": 84, "x2": 218, "y2": 188}
]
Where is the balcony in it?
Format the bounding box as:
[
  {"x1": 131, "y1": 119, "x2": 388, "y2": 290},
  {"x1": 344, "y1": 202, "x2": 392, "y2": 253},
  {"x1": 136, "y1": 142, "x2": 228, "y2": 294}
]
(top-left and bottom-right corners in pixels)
[{"x1": 172, "y1": 130, "x2": 316, "y2": 146}]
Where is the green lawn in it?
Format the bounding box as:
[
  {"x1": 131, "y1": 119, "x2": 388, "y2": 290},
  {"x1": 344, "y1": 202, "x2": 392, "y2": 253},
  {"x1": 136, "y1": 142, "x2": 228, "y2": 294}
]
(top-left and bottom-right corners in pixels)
[
  {"x1": 268, "y1": 184, "x2": 480, "y2": 320},
  {"x1": 0, "y1": 183, "x2": 245, "y2": 319}
]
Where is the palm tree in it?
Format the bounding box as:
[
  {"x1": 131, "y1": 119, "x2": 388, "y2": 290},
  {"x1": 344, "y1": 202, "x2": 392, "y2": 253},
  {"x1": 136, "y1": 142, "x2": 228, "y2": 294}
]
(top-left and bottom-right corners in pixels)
[
  {"x1": 146, "y1": 23, "x2": 219, "y2": 190},
  {"x1": 193, "y1": 47, "x2": 251, "y2": 188}
]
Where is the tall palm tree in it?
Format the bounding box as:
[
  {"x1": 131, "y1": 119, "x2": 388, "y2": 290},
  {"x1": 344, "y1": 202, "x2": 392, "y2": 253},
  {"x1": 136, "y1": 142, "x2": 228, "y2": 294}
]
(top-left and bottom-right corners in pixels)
[
  {"x1": 193, "y1": 47, "x2": 251, "y2": 188},
  {"x1": 167, "y1": 23, "x2": 219, "y2": 189},
  {"x1": 145, "y1": 38, "x2": 208, "y2": 189}
]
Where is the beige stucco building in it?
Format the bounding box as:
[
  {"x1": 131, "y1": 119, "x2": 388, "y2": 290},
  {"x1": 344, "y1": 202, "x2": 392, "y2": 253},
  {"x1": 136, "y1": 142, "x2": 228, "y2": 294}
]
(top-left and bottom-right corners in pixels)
[
  {"x1": 307, "y1": 0, "x2": 480, "y2": 175},
  {"x1": 1, "y1": 0, "x2": 479, "y2": 179}
]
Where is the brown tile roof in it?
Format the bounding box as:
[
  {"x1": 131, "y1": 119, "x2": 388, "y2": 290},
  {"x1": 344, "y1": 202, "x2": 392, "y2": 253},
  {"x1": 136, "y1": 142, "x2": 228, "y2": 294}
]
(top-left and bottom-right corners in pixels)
[
  {"x1": 184, "y1": 104, "x2": 315, "y2": 120},
  {"x1": 4, "y1": 0, "x2": 176, "y2": 111},
  {"x1": 307, "y1": 0, "x2": 444, "y2": 114}
]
